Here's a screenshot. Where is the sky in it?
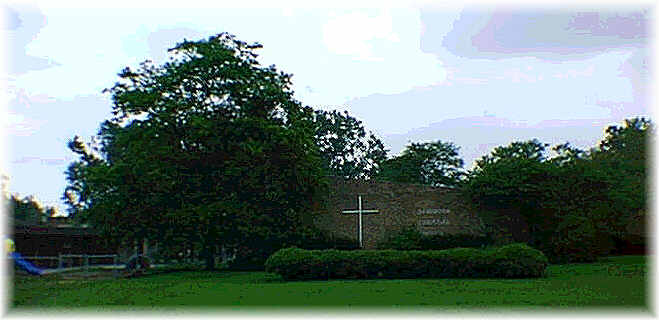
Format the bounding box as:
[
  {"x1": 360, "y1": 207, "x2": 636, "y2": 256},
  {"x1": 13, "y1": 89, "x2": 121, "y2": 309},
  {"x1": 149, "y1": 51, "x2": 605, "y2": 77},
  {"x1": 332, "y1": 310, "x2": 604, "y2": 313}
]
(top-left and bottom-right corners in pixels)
[{"x1": 1, "y1": 1, "x2": 654, "y2": 215}]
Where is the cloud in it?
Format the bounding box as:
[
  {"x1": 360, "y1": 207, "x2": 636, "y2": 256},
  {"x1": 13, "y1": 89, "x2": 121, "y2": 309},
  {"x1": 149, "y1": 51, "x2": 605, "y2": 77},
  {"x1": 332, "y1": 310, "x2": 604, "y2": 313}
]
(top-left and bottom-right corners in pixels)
[
  {"x1": 611, "y1": 47, "x2": 650, "y2": 118},
  {"x1": 2, "y1": 4, "x2": 21, "y2": 30},
  {"x1": 146, "y1": 27, "x2": 204, "y2": 64},
  {"x1": 7, "y1": 91, "x2": 112, "y2": 141},
  {"x1": 12, "y1": 156, "x2": 67, "y2": 166},
  {"x1": 435, "y1": 8, "x2": 649, "y2": 61},
  {"x1": 415, "y1": 8, "x2": 650, "y2": 123},
  {"x1": 295, "y1": 8, "x2": 447, "y2": 106},
  {"x1": 567, "y1": 11, "x2": 647, "y2": 39},
  {"x1": 322, "y1": 10, "x2": 400, "y2": 61},
  {"x1": 344, "y1": 51, "x2": 635, "y2": 136},
  {"x1": 7, "y1": 92, "x2": 113, "y2": 214},
  {"x1": 3, "y1": 4, "x2": 60, "y2": 75},
  {"x1": 5, "y1": 110, "x2": 47, "y2": 137}
]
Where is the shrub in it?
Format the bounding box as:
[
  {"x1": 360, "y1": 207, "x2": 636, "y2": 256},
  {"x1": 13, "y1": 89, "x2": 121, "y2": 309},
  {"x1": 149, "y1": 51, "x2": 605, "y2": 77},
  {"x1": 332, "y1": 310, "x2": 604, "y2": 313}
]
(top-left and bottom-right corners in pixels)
[
  {"x1": 265, "y1": 243, "x2": 548, "y2": 281},
  {"x1": 489, "y1": 243, "x2": 548, "y2": 277},
  {"x1": 548, "y1": 215, "x2": 600, "y2": 263}
]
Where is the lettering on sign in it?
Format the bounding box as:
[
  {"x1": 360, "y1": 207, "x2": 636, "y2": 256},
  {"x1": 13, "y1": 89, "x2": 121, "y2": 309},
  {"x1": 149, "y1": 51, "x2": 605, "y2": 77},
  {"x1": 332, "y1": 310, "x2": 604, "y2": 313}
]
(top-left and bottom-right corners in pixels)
[
  {"x1": 420, "y1": 230, "x2": 445, "y2": 236},
  {"x1": 419, "y1": 217, "x2": 449, "y2": 226},
  {"x1": 416, "y1": 208, "x2": 451, "y2": 215}
]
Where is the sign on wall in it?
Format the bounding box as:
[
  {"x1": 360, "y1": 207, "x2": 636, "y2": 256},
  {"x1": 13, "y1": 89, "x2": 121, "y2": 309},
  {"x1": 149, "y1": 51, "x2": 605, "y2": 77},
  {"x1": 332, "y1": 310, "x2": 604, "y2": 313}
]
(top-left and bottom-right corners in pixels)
[
  {"x1": 420, "y1": 230, "x2": 445, "y2": 236},
  {"x1": 419, "y1": 217, "x2": 449, "y2": 226},
  {"x1": 416, "y1": 208, "x2": 451, "y2": 215},
  {"x1": 417, "y1": 208, "x2": 450, "y2": 235}
]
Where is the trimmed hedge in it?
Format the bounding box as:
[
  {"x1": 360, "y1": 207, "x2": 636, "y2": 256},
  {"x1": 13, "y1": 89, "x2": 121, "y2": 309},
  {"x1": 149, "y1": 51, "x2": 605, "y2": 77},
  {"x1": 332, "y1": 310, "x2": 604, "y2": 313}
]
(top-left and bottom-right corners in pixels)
[{"x1": 265, "y1": 243, "x2": 548, "y2": 281}]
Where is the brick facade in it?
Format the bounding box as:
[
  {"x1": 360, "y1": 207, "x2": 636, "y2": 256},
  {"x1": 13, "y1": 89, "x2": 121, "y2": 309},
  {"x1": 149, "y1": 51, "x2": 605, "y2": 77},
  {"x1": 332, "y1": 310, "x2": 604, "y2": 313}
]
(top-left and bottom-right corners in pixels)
[{"x1": 311, "y1": 177, "x2": 488, "y2": 249}]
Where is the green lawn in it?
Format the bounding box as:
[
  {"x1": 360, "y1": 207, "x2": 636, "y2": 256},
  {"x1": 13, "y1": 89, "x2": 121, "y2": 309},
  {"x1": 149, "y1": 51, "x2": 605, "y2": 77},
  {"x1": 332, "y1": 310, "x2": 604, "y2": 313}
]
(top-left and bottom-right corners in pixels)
[{"x1": 10, "y1": 255, "x2": 649, "y2": 311}]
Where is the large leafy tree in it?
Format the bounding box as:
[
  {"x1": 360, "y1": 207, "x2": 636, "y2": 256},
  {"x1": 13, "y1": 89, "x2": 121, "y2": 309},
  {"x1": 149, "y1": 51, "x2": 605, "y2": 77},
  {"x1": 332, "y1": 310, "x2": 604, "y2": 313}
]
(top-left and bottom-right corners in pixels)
[
  {"x1": 463, "y1": 139, "x2": 554, "y2": 246},
  {"x1": 466, "y1": 139, "x2": 550, "y2": 210},
  {"x1": 587, "y1": 118, "x2": 651, "y2": 245},
  {"x1": 463, "y1": 139, "x2": 609, "y2": 261},
  {"x1": 593, "y1": 117, "x2": 650, "y2": 211},
  {"x1": 377, "y1": 140, "x2": 466, "y2": 187},
  {"x1": 313, "y1": 109, "x2": 387, "y2": 180},
  {"x1": 464, "y1": 119, "x2": 651, "y2": 262},
  {"x1": 64, "y1": 33, "x2": 326, "y2": 269},
  {"x1": 546, "y1": 118, "x2": 650, "y2": 248}
]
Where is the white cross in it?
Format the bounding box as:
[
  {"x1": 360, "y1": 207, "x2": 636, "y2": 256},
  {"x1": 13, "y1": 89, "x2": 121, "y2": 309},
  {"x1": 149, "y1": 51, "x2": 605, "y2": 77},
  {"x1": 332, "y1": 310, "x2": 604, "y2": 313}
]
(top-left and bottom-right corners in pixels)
[{"x1": 341, "y1": 195, "x2": 379, "y2": 248}]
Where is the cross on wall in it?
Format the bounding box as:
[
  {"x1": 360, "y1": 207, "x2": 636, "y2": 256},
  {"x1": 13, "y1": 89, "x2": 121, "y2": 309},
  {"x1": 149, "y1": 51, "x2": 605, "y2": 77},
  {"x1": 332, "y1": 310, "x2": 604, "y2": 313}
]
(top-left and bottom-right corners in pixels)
[{"x1": 341, "y1": 195, "x2": 379, "y2": 248}]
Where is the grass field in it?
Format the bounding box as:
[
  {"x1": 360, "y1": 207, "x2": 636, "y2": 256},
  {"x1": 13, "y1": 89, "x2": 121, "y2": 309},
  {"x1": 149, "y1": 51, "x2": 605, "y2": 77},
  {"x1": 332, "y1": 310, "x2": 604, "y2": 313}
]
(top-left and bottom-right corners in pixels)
[{"x1": 10, "y1": 255, "x2": 649, "y2": 310}]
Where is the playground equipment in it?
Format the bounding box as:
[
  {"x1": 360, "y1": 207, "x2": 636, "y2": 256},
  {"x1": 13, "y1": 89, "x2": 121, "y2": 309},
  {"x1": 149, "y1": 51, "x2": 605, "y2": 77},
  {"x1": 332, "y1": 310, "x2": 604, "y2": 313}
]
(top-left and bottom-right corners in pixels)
[
  {"x1": 5, "y1": 237, "x2": 43, "y2": 275},
  {"x1": 5, "y1": 237, "x2": 123, "y2": 276},
  {"x1": 10, "y1": 252, "x2": 44, "y2": 275},
  {"x1": 124, "y1": 254, "x2": 152, "y2": 277},
  {"x1": 5, "y1": 236, "x2": 165, "y2": 278}
]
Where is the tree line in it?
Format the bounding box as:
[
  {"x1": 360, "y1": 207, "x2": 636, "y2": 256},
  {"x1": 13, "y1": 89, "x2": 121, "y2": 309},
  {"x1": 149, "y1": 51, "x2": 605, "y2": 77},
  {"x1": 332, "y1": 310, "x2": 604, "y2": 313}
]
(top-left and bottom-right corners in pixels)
[
  {"x1": 59, "y1": 33, "x2": 649, "y2": 268},
  {"x1": 6, "y1": 194, "x2": 57, "y2": 224},
  {"x1": 3, "y1": 175, "x2": 58, "y2": 224},
  {"x1": 463, "y1": 118, "x2": 650, "y2": 262}
]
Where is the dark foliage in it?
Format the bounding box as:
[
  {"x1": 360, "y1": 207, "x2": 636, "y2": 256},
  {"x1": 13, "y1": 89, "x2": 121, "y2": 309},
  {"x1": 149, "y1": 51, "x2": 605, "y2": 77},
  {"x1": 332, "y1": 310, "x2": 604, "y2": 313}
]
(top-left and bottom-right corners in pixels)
[
  {"x1": 63, "y1": 33, "x2": 327, "y2": 270},
  {"x1": 462, "y1": 118, "x2": 650, "y2": 263},
  {"x1": 377, "y1": 140, "x2": 466, "y2": 187},
  {"x1": 6, "y1": 194, "x2": 57, "y2": 224},
  {"x1": 228, "y1": 227, "x2": 359, "y2": 270},
  {"x1": 313, "y1": 109, "x2": 388, "y2": 180}
]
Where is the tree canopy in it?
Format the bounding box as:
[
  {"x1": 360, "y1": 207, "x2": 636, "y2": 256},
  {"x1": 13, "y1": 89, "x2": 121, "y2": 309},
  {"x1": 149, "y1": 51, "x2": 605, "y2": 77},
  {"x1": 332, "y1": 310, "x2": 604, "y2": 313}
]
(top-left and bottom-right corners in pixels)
[
  {"x1": 3, "y1": 173, "x2": 56, "y2": 224},
  {"x1": 466, "y1": 139, "x2": 550, "y2": 210},
  {"x1": 313, "y1": 109, "x2": 387, "y2": 180},
  {"x1": 377, "y1": 140, "x2": 466, "y2": 187},
  {"x1": 7, "y1": 194, "x2": 56, "y2": 224},
  {"x1": 463, "y1": 118, "x2": 651, "y2": 262},
  {"x1": 64, "y1": 33, "x2": 327, "y2": 269}
]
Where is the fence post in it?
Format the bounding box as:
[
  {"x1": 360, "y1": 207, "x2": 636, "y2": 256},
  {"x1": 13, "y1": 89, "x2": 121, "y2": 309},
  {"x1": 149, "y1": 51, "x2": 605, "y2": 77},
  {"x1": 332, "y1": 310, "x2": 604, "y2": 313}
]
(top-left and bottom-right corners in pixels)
[
  {"x1": 58, "y1": 253, "x2": 62, "y2": 269},
  {"x1": 84, "y1": 254, "x2": 89, "y2": 275}
]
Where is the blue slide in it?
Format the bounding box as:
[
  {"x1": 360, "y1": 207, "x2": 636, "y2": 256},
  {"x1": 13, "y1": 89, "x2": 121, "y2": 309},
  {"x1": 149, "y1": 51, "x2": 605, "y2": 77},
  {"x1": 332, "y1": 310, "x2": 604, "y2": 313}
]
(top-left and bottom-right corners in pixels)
[{"x1": 10, "y1": 252, "x2": 44, "y2": 275}]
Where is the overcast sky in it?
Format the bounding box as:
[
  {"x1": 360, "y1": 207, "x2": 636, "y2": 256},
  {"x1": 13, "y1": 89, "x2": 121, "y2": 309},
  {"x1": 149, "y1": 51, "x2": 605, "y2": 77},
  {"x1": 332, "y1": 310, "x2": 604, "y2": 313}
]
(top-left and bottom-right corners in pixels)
[{"x1": 1, "y1": 2, "x2": 654, "y2": 215}]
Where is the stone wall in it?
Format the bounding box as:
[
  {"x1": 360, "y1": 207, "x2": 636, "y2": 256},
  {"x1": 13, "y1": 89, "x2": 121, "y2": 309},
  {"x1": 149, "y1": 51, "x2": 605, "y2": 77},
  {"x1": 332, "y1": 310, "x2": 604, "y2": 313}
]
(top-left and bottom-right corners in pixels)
[{"x1": 311, "y1": 177, "x2": 488, "y2": 249}]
